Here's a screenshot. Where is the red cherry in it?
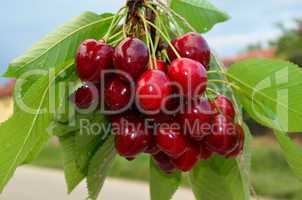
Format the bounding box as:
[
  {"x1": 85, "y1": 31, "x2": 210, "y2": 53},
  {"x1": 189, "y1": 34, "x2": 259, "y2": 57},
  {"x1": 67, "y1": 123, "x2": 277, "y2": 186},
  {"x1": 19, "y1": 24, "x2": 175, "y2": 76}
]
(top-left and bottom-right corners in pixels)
[
  {"x1": 113, "y1": 37, "x2": 149, "y2": 80},
  {"x1": 226, "y1": 124, "x2": 245, "y2": 158},
  {"x1": 167, "y1": 32, "x2": 211, "y2": 70},
  {"x1": 144, "y1": 135, "x2": 160, "y2": 155},
  {"x1": 76, "y1": 39, "x2": 114, "y2": 83},
  {"x1": 204, "y1": 114, "x2": 240, "y2": 156},
  {"x1": 199, "y1": 145, "x2": 213, "y2": 160},
  {"x1": 136, "y1": 70, "x2": 172, "y2": 113},
  {"x1": 156, "y1": 124, "x2": 187, "y2": 159},
  {"x1": 199, "y1": 143, "x2": 213, "y2": 160},
  {"x1": 172, "y1": 144, "x2": 199, "y2": 172},
  {"x1": 153, "y1": 152, "x2": 176, "y2": 173},
  {"x1": 72, "y1": 84, "x2": 98, "y2": 109},
  {"x1": 212, "y1": 95, "x2": 235, "y2": 120},
  {"x1": 148, "y1": 113, "x2": 173, "y2": 125},
  {"x1": 104, "y1": 77, "x2": 132, "y2": 111},
  {"x1": 168, "y1": 58, "x2": 207, "y2": 97},
  {"x1": 149, "y1": 59, "x2": 166, "y2": 72},
  {"x1": 179, "y1": 98, "x2": 214, "y2": 141},
  {"x1": 113, "y1": 113, "x2": 151, "y2": 158}
]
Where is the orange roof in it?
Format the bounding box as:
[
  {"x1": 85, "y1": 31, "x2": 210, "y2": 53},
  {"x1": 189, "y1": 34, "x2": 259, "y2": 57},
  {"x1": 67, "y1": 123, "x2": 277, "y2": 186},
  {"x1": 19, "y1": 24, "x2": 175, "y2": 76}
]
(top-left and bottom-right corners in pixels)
[
  {"x1": 223, "y1": 48, "x2": 276, "y2": 67},
  {"x1": 0, "y1": 79, "x2": 15, "y2": 98}
]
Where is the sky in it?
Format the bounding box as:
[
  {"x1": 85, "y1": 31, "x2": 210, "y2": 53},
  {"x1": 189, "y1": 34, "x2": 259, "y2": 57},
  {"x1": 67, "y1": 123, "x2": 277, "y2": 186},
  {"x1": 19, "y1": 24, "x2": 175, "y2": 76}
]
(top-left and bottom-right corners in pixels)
[{"x1": 0, "y1": 0, "x2": 302, "y2": 83}]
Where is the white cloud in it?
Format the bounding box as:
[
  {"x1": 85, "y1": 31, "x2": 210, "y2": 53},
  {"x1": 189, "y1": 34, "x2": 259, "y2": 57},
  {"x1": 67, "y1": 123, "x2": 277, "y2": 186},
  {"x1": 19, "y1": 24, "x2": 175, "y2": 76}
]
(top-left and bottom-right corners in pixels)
[{"x1": 207, "y1": 31, "x2": 282, "y2": 49}]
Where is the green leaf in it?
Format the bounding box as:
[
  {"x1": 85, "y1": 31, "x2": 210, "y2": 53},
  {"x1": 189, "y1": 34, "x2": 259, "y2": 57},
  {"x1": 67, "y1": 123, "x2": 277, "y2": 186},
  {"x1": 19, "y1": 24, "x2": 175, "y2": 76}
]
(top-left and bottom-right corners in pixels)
[
  {"x1": 58, "y1": 111, "x2": 109, "y2": 193},
  {"x1": 274, "y1": 130, "x2": 302, "y2": 182},
  {"x1": 170, "y1": 0, "x2": 229, "y2": 33},
  {"x1": 59, "y1": 133, "x2": 85, "y2": 193},
  {"x1": 24, "y1": 67, "x2": 78, "y2": 164},
  {"x1": 242, "y1": 123, "x2": 253, "y2": 175},
  {"x1": 47, "y1": 121, "x2": 78, "y2": 137},
  {"x1": 87, "y1": 136, "x2": 116, "y2": 200},
  {"x1": 74, "y1": 112, "x2": 109, "y2": 173},
  {"x1": 189, "y1": 156, "x2": 250, "y2": 200},
  {"x1": 149, "y1": 158, "x2": 181, "y2": 200},
  {"x1": 0, "y1": 61, "x2": 73, "y2": 193},
  {"x1": 227, "y1": 58, "x2": 302, "y2": 132},
  {"x1": 3, "y1": 12, "x2": 113, "y2": 78}
]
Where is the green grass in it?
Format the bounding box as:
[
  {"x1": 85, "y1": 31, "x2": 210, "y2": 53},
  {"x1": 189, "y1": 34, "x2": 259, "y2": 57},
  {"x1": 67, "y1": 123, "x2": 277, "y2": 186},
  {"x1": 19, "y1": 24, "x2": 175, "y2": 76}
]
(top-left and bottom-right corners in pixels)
[
  {"x1": 250, "y1": 146, "x2": 302, "y2": 200},
  {"x1": 30, "y1": 138, "x2": 302, "y2": 199}
]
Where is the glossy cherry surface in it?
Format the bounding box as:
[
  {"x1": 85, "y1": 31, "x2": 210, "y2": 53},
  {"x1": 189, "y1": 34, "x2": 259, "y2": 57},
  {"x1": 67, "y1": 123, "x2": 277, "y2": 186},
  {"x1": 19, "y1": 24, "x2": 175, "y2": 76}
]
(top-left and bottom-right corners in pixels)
[
  {"x1": 204, "y1": 114, "x2": 239, "y2": 156},
  {"x1": 76, "y1": 39, "x2": 114, "y2": 83},
  {"x1": 226, "y1": 124, "x2": 245, "y2": 158},
  {"x1": 167, "y1": 32, "x2": 211, "y2": 70},
  {"x1": 144, "y1": 135, "x2": 160, "y2": 155},
  {"x1": 156, "y1": 125, "x2": 187, "y2": 159},
  {"x1": 172, "y1": 144, "x2": 199, "y2": 172},
  {"x1": 199, "y1": 142, "x2": 213, "y2": 160},
  {"x1": 104, "y1": 77, "x2": 132, "y2": 110},
  {"x1": 149, "y1": 59, "x2": 166, "y2": 72},
  {"x1": 136, "y1": 70, "x2": 172, "y2": 112},
  {"x1": 152, "y1": 152, "x2": 176, "y2": 173},
  {"x1": 168, "y1": 58, "x2": 207, "y2": 97},
  {"x1": 73, "y1": 84, "x2": 98, "y2": 109},
  {"x1": 113, "y1": 113, "x2": 151, "y2": 158},
  {"x1": 212, "y1": 95, "x2": 235, "y2": 120},
  {"x1": 113, "y1": 37, "x2": 149, "y2": 80},
  {"x1": 179, "y1": 98, "x2": 214, "y2": 141}
]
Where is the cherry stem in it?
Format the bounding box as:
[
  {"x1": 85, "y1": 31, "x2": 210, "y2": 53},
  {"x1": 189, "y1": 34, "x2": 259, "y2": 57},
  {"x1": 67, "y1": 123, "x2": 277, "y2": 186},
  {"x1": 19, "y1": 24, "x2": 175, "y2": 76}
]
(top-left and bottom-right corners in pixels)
[
  {"x1": 108, "y1": 30, "x2": 123, "y2": 41},
  {"x1": 150, "y1": 3, "x2": 181, "y2": 36},
  {"x1": 207, "y1": 70, "x2": 225, "y2": 75},
  {"x1": 144, "y1": 3, "x2": 170, "y2": 50},
  {"x1": 206, "y1": 88, "x2": 221, "y2": 96},
  {"x1": 139, "y1": 13, "x2": 156, "y2": 69},
  {"x1": 146, "y1": 2, "x2": 180, "y2": 37},
  {"x1": 103, "y1": 7, "x2": 127, "y2": 42},
  {"x1": 153, "y1": 0, "x2": 196, "y2": 32},
  {"x1": 212, "y1": 56, "x2": 243, "y2": 124},
  {"x1": 145, "y1": 19, "x2": 181, "y2": 58},
  {"x1": 208, "y1": 79, "x2": 239, "y2": 88}
]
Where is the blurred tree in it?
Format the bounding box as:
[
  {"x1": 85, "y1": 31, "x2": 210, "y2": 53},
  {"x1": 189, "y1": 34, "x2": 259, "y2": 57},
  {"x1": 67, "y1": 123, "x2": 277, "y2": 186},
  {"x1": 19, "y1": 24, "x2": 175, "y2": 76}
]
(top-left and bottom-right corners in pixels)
[
  {"x1": 245, "y1": 42, "x2": 263, "y2": 52},
  {"x1": 271, "y1": 19, "x2": 302, "y2": 67}
]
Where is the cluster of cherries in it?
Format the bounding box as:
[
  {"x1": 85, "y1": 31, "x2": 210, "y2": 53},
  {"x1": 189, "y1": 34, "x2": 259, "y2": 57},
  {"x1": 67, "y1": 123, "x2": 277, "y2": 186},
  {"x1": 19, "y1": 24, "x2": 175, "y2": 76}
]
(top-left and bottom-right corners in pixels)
[{"x1": 73, "y1": 32, "x2": 245, "y2": 173}]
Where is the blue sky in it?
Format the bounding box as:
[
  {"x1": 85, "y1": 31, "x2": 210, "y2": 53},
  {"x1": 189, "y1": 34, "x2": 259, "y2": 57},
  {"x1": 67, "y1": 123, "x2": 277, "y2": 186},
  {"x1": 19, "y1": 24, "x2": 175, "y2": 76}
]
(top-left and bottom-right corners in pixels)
[{"x1": 0, "y1": 0, "x2": 302, "y2": 83}]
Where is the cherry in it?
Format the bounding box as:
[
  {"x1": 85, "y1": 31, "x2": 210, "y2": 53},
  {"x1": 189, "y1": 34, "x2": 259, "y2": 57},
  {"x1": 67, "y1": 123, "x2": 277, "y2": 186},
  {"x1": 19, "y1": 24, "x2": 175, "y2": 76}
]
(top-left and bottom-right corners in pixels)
[
  {"x1": 226, "y1": 124, "x2": 245, "y2": 158},
  {"x1": 104, "y1": 77, "x2": 132, "y2": 111},
  {"x1": 204, "y1": 114, "x2": 240, "y2": 156},
  {"x1": 144, "y1": 136, "x2": 160, "y2": 155},
  {"x1": 172, "y1": 144, "x2": 199, "y2": 172},
  {"x1": 76, "y1": 39, "x2": 114, "y2": 83},
  {"x1": 148, "y1": 112, "x2": 173, "y2": 125},
  {"x1": 212, "y1": 95, "x2": 235, "y2": 120},
  {"x1": 167, "y1": 32, "x2": 211, "y2": 70},
  {"x1": 156, "y1": 124, "x2": 187, "y2": 159},
  {"x1": 168, "y1": 58, "x2": 207, "y2": 97},
  {"x1": 178, "y1": 98, "x2": 214, "y2": 141},
  {"x1": 199, "y1": 143, "x2": 213, "y2": 160},
  {"x1": 113, "y1": 37, "x2": 149, "y2": 80},
  {"x1": 136, "y1": 70, "x2": 172, "y2": 112},
  {"x1": 152, "y1": 152, "x2": 176, "y2": 173},
  {"x1": 72, "y1": 84, "x2": 98, "y2": 109},
  {"x1": 113, "y1": 112, "x2": 151, "y2": 158},
  {"x1": 149, "y1": 59, "x2": 166, "y2": 72}
]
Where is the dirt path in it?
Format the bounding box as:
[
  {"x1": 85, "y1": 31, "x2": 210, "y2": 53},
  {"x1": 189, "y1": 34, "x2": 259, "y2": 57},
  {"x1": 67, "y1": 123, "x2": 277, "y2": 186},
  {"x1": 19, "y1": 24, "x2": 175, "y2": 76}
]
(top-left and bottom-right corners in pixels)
[
  {"x1": 2, "y1": 167, "x2": 275, "y2": 200},
  {"x1": 2, "y1": 167, "x2": 195, "y2": 200}
]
